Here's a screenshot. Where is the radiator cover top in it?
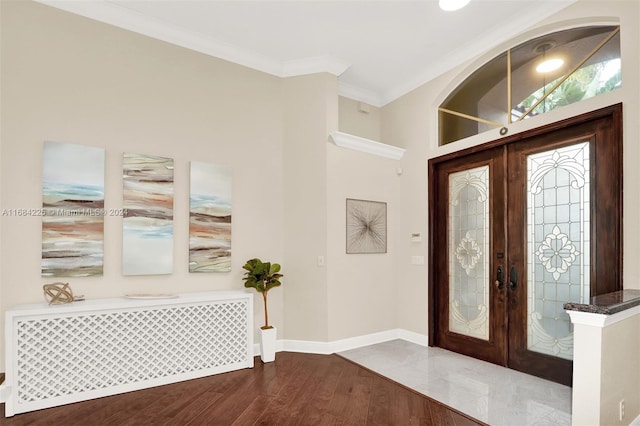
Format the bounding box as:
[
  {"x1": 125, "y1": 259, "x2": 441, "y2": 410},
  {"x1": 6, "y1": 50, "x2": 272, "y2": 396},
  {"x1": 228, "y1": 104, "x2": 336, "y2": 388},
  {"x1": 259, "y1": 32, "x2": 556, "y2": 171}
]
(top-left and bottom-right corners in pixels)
[{"x1": 3, "y1": 290, "x2": 254, "y2": 417}]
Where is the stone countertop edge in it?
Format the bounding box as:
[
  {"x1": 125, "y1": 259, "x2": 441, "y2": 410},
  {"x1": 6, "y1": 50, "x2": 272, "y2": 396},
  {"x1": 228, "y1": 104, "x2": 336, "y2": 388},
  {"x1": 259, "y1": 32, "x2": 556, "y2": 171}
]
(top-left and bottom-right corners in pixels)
[{"x1": 563, "y1": 289, "x2": 640, "y2": 315}]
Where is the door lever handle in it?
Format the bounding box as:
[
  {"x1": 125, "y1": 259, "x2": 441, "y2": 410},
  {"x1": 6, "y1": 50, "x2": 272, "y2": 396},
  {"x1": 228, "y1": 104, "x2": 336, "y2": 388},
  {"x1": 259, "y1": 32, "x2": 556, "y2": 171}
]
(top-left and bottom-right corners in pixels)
[
  {"x1": 508, "y1": 266, "x2": 517, "y2": 290},
  {"x1": 495, "y1": 266, "x2": 504, "y2": 290}
]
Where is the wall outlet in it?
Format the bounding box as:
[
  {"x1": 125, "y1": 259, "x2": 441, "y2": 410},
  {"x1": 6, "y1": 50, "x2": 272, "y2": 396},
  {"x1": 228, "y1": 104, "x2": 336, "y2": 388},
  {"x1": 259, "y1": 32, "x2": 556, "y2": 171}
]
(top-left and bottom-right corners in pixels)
[{"x1": 619, "y1": 399, "x2": 625, "y2": 421}]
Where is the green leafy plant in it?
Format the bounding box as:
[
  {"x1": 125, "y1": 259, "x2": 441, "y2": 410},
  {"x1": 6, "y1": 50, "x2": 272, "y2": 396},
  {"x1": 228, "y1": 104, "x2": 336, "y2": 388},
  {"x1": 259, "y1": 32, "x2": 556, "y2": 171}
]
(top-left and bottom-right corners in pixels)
[{"x1": 242, "y1": 258, "x2": 283, "y2": 329}]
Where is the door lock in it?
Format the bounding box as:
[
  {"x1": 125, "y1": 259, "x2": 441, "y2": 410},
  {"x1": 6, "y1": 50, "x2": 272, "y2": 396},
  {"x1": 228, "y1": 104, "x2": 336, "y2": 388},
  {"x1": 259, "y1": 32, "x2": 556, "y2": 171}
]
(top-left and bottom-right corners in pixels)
[
  {"x1": 508, "y1": 266, "x2": 518, "y2": 290},
  {"x1": 495, "y1": 266, "x2": 504, "y2": 290}
]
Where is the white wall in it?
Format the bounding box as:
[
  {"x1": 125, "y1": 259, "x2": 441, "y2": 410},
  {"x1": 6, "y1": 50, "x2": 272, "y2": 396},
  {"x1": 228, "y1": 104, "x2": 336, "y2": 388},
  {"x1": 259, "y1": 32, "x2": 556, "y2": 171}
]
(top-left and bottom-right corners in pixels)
[
  {"x1": 571, "y1": 320, "x2": 603, "y2": 425},
  {"x1": 0, "y1": 1, "x2": 286, "y2": 369},
  {"x1": 382, "y1": 0, "x2": 640, "y2": 335}
]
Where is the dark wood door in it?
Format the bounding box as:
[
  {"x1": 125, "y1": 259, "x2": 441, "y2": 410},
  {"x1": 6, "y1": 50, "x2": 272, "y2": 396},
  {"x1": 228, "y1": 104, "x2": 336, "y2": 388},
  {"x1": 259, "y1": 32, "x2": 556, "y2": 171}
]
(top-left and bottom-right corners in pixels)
[
  {"x1": 504, "y1": 108, "x2": 622, "y2": 385},
  {"x1": 430, "y1": 146, "x2": 508, "y2": 366},
  {"x1": 429, "y1": 104, "x2": 622, "y2": 386}
]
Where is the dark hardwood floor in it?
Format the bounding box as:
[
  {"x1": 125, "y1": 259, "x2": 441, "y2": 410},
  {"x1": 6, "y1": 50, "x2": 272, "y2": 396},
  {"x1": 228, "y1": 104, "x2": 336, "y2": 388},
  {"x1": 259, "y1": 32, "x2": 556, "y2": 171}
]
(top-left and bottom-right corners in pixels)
[{"x1": 0, "y1": 352, "x2": 484, "y2": 425}]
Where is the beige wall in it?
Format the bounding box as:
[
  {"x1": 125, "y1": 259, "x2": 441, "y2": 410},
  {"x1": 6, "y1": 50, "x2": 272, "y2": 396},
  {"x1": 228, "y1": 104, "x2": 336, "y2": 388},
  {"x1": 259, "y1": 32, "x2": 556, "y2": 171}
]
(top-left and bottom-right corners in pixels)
[
  {"x1": 282, "y1": 79, "x2": 402, "y2": 342},
  {"x1": 326, "y1": 144, "x2": 401, "y2": 340},
  {"x1": 282, "y1": 73, "x2": 336, "y2": 341},
  {"x1": 338, "y1": 96, "x2": 381, "y2": 142},
  {"x1": 0, "y1": 1, "x2": 400, "y2": 370},
  {"x1": 381, "y1": 78, "x2": 435, "y2": 336},
  {"x1": 382, "y1": 0, "x2": 640, "y2": 335},
  {"x1": 0, "y1": 1, "x2": 286, "y2": 368},
  {"x1": 600, "y1": 314, "x2": 640, "y2": 425},
  {"x1": 2, "y1": 0, "x2": 639, "y2": 390},
  {"x1": 330, "y1": 96, "x2": 399, "y2": 341},
  {"x1": 571, "y1": 312, "x2": 640, "y2": 425}
]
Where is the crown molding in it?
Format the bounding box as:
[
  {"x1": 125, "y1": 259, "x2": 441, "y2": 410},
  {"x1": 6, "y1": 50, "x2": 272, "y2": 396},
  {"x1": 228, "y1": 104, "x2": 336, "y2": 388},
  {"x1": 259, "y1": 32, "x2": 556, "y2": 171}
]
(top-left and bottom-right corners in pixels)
[
  {"x1": 34, "y1": 0, "x2": 281, "y2": 75},
  {"x1": 35, "y1": 0, "x2": 350, "y2": 79},
  {"x1": 36, "y1": 0, "x2": 578, "y2": 108},
  {"x1": 338, "y1": 81, "x2": 384, "y2": 108},
  {"x1": 329, "y1": 131, "x2": 405, "y2": 160},
  {"x1": 282, "y1": 56, "x2": 351, "y2": 78}
]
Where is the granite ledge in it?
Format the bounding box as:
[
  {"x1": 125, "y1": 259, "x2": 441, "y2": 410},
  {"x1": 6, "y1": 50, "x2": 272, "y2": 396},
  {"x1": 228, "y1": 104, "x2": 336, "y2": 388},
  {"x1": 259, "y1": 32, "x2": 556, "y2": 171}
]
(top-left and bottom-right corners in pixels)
[{"x1": 564, "y1": 289, "x2": 640, "y2": 315}]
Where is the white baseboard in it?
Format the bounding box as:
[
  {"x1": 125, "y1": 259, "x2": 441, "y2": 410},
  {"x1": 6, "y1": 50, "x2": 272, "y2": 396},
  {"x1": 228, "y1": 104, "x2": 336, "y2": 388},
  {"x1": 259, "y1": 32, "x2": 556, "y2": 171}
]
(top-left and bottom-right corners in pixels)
[
  {"x1": 252, "y1": 328, "x2": 428, "y2": 357},
  {"x1": 396, "y1": 329, "x2": 429, "y2": 346},
  {"x1": 0, "y1": 383, "x2": 10, "y2": 403}
]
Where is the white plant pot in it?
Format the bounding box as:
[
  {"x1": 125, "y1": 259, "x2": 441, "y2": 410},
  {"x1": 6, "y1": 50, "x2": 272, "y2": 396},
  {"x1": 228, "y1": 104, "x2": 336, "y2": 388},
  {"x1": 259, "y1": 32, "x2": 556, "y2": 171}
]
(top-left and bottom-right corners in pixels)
[{"x1": 259, "y1": 326, "x2": 277, "y2": 363}]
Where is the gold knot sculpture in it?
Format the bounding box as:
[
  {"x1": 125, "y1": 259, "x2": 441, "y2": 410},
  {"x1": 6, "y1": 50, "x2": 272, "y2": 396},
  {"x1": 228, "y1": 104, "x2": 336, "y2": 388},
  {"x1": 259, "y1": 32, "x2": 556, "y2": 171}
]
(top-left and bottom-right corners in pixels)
[{"x1": 43, "y1": 282, "x2": 74, "y2": 305}]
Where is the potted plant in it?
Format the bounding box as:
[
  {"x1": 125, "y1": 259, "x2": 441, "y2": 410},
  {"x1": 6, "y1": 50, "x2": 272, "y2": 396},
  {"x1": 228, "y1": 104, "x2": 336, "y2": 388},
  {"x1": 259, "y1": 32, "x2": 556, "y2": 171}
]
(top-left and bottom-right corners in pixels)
[{"x1": 242, "y1": 258, "x2": 283, "y2": 362}]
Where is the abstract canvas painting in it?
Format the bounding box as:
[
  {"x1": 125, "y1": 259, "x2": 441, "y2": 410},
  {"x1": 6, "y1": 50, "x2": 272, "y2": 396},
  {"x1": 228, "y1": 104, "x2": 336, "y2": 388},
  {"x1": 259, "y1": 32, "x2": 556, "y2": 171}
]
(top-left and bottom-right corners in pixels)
[
  {"x1": 346, "y1": 198, "x2": 387, "y2": 254},
  {"x1": 122, "y1": 153, "x2": 174, "y2": 275},
  {"x1": 189, "y1": 162, "x2": 232, "y2": 272},
  {"x1": 42, "y1": 141, "x2": 105, "y2": 277}
]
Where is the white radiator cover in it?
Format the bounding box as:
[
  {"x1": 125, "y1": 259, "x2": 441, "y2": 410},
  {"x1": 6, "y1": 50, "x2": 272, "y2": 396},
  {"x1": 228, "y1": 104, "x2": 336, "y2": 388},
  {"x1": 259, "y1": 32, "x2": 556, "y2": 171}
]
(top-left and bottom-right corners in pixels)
[{"x1": 2, "y1": 290, "x2": 253, "y2": 417}]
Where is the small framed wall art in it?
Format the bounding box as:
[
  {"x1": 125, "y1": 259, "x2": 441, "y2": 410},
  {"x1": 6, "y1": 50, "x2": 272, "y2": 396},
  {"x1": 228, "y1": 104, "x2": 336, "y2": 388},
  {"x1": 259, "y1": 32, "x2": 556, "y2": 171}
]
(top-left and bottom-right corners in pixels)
[{"x1": 346, "y1": 198, "x2": 387, "y2": 254}]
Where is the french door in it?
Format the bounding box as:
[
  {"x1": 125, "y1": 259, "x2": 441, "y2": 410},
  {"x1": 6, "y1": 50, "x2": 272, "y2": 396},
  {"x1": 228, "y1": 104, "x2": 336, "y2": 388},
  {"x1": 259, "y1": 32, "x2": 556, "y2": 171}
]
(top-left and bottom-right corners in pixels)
[{"x1": 428, "y1": 105, "x2": 622, "y2": 386}]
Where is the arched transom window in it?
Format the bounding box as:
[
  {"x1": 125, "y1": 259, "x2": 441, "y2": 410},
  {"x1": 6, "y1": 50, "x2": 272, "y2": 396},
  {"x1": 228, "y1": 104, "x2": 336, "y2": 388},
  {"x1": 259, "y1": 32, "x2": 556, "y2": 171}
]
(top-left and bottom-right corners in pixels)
[{"x1": 439, "y1": 26, "x2": 621, "y2": 146}]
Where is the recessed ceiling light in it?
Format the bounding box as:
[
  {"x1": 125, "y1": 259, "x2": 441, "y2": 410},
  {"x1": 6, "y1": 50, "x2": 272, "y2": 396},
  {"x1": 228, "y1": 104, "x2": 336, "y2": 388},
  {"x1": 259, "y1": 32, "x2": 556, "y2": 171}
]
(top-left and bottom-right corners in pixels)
[
  {"x1": 536, "y1": 58, "x2": 564, "y2": 73},
  {"x1": 439, "y1": 0, "x2": 471, "y2": 11}
]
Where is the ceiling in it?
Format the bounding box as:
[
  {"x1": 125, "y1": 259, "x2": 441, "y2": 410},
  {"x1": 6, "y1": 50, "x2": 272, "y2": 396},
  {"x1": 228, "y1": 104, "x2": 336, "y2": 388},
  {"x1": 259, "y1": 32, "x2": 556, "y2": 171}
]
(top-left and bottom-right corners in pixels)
[{"x1": 37, "y1": 0, "x2": 577, "y2": 107}]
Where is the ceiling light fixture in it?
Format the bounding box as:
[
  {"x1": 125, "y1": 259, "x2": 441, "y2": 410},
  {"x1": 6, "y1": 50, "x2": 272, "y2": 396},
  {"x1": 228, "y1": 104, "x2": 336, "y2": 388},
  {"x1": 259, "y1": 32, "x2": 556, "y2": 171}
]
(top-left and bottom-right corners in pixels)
[
  {"x1": 533, "y1": 40, "x2": 563, "y2": 73},
  {"x1": 439, "y1": 0, "x2": 471, "y2": 12},
  {"x1": 536, "y1": 58, "x2": 564, "y2": 73}
]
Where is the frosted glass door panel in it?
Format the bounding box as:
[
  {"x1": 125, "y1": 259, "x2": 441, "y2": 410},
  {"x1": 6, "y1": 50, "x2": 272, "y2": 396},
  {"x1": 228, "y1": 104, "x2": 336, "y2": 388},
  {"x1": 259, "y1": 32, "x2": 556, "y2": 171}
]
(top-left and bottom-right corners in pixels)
[
  {"x1": 526, "y1": 142, "x2": 590, "y2": 360},
  {"x1": 448, "y1": 166, "x2": 490, "y2": 340}
]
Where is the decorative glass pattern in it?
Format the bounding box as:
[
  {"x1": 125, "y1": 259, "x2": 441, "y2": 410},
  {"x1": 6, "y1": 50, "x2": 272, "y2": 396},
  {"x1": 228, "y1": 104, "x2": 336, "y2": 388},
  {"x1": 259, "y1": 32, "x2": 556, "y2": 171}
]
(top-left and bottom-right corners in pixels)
[
  {"x1": 527, "y1": 142, "x2": 590, "y2": 360},
  {"x1": 448, "y1": 166, "x2": 490, "y2": 340}
]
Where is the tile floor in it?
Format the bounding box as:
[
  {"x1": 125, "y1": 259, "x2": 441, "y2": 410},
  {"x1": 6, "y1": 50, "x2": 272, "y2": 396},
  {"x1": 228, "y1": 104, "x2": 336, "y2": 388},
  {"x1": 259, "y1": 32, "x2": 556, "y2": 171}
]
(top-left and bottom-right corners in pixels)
[{"x1": 339, "y1": 340, "x2": 572, "y2": 426}]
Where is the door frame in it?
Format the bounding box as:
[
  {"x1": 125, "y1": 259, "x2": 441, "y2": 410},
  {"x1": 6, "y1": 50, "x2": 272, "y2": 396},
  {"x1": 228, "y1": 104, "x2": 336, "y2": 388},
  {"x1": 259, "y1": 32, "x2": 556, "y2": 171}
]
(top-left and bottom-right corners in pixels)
[{"x1": 428, "y1": 104, "x2": 623, "y2": 373}]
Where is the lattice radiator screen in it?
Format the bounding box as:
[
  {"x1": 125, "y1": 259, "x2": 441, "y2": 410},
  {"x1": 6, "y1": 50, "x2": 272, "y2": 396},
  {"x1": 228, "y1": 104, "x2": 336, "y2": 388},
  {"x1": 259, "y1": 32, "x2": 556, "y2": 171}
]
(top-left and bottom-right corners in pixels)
[{"x1": 2, "y1": 291, "x2": 253, "y2": 417}]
